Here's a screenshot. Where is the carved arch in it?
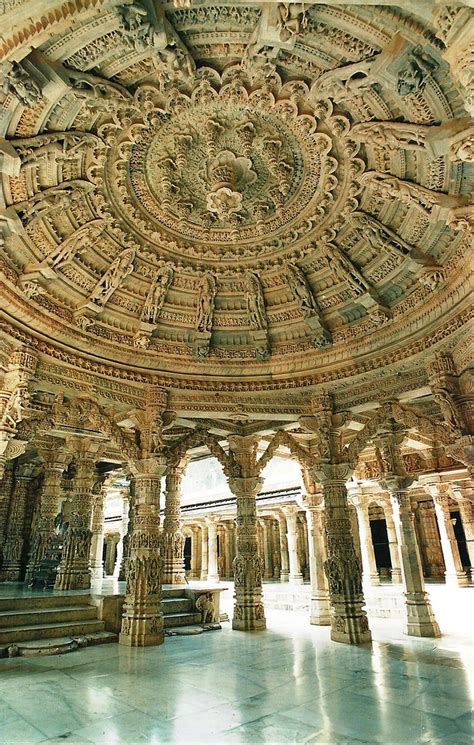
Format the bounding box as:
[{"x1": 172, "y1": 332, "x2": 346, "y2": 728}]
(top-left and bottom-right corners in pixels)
[
  {"x1": 165, "y1": 428, "x2": 232, "y2": 475},
  {"x1": 258, "y1": 429, "x2": 314, "y2": 473}
]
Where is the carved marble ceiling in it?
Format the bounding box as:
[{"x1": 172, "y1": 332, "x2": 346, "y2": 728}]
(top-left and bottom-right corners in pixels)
[{"x1": 0, "y1": 1, "x2": 472, "y2": 386}]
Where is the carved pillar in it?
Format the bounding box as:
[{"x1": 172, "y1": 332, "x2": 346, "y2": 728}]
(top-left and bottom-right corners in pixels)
[
  {"x1": 224, "y1": 523, "x2": 233, "y2": 578},
  {"x1": 277, "y1": 513, "x2": 290, "y2": 581},
  {"x1": 190, "y1": 525, "x2": 200, "y2": 578},
  {"x1": 162, "y1": 464, "x2": 186, "y2": 584},
  {"x1": 316, "y1": 464, "x2": 371, "y2": 644},
  {"x1": 261, "y1": 518, "x2": 273, "y2": 579},
  {"x1": 114, "y1": 489, "x2": 130, "y2": 578},
  {"x1": 104, "y1": 533, "x2": 120, "y2": 576},
  {"x1": 200, "y1": 523, "x2": 208, "y2": 580},
  {"x1": 55, "y1": 439, "x2": 102, "y2": 591},
  {"x1": 415, "y1": 501, "x2": 445, "y2": 578},
  {"x1": 119, "y1": 487, "x2": 134, "y2": 581},
  {"x1": 422, "y1": 477, "x2": 469, "y2": 587},
  {"x1": 384, "y1": 508, "x2": 402, "y2": 583},
  {"x1": 90, "y1": 486, "x2": 106, "y2": 581},
  {"x1": 0, "y1": 460, "x2": 36, "y2": 581},
  {"x1": 456, "y1": 495, "x2": 474, "y2": 579},
  {"x1": 386, "y1": 477, "x2": 441, "y2": 637},
  {"x1": 349, "y1": 493, "x2": 380, "y2": 588},
  {"x1": 0, "y1": 462, "x2": 15, "y2": 567},
  {"x1": 206, "y1": 517, "x2": 219, "y2": 583},
  {"x1": 26, "y1": 441, "x2": 71, "y2": 584},
  {"x1": 305, "y1": 496, "x2": 331, "y2": 626},
  {"x1": 282, "y1": 506, "x2": 304, "y2": 584},
  {"x1": 119, "y1": 456, "x2": 166, "y2": 647}
]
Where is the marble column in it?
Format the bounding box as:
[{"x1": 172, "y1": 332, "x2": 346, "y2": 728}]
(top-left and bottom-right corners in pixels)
[
  {"x1": 387, "y1": 477, "x2": 441, "y2": 637},
  {"x1": 0, "y1": 461, "x2": 36, "y2": 581},
  {"x1": 55, "y1": 439, "x2": 102, "y2": 591},
  {"x1": 351, "y1": 497, "x2": 380, "y2": 588},
  {"x1": 119, "y1": 455, "x2": 166, "y2": 647},
  {"x1": 206, "y1": 517, "x2": 219, "y2": 583},
  {"x1": 277, "y1": 513, "x2": 290, "y2": 581},
  {"x1": 261, "y1": 519, "x2": 273, "y2": 579},
  {"x1": 456, "y1": 496, "x2": 474, "y2": 579},
  {"x1": 190, "y1": 526, "x2": 200, "y2": 578},
  {"x1": 200, "y1": 523, "x2": 208, "y2": 580},
  {"x1": 384, "y1": 509, "x2": 402, "y2": 583},
  {"x1": 0, "y1": 462, "x2": 14, "y2": 561},
  {"x1": 315, "y1": 464, "x2": 372, "y2": 644},
  {"x1": 113, "y1": 489, "x2": 130, "y2": 578},
  {"x1": 271, "y1": 520, "x2": 281, "y2": 578},
  {"x1": 224, "y1": 523, "x2": 233, "y2": 578},
  {"x1": 104, "y1": 534, "x2": 120, "y2": 576},
  {"x1": 119, "y1": 490, "x2": 134, "y2": 581},
  {"x1": 162, "y1": 465, "x2": 186, "y2": 584},
  {"x1": 282, "y1": 506, "x2": 304, "y2": 584},
  {"x1": 305, "y1": 498, "x2": 331, "y2": 626},
  {"x1": 423, "y1": 478, "x2": 468, "y2": 587},
  {"x1": 89, "y1": 487, "x2": 105, "y2": 581},
  {"x1": 25, "y1": 443, "x2": 71, "y2": 584}
]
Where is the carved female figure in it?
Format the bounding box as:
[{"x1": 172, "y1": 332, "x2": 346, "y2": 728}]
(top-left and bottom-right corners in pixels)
[
  {"x1": 245, "y1": 272, "x2": 267, "y2": 330},
  {"x1": 141, "y1": 265, "x2": 174, "y2": 324},
  {"x1": 195, "y1": 273, "x2": 217, "y2": 333},
  {"x1": 90, "y1": 247, "x2": 135, "y2": 306}
]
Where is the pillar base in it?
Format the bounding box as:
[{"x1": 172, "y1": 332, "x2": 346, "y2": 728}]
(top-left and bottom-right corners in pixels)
[
  {"x1": 55, "y1": 568, "x2": 91, "y2": 590},
  {"x1": 289, "y1": 574, "x2": 304, "y2": 585},
  {"x1": 0, "y1": 565, "x2": 22, "y2": 582},
  {"x1": 90, "y1": 566, "x2": 104, "y2": 581},
  {"x1": 370, "y1": 572, "x2": 380, "y2": 586},
  {"x1": 279, "y1": 572, "x2": 289, "y2": 582},
  {"x1": 310, "y1": 594, "x2": 331, "y2": 626},
  {"x1": 207, "y1": 574, "x2": 220, "y2": 583},
  {"x1": 405, "y1": 592, "x2": 441, "y2": 637},
  {"x1": 163, "y1": 570, "x2": 186, "y2": 584},
  {"x1": 330, "y1": 598, "x2": 372, "y2": 645},
  {"x1": 232, "y1": 595, "x2": 266, "y2": 631},
  {"x1": 445, "y1": 571, "x2": 469, "y2": 588},
  {"x1": 119, "y1": 613, "x2": 164, "y2": 647},
  {"x1": 391, "y1": 568, "x2": 402, "y2": 583}
]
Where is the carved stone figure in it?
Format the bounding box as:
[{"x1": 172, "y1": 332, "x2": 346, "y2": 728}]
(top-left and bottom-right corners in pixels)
[
  {"x1": 1, "y1": 388, "x2": 28, "y2": 428},
  {"x1": 47, "y1": 221, "x2": 105, "y2": 270},
  {"x1": 286, "y1": 263, "x2": 318, "y2": 317},
  {"x1": 350, "y1": 121, "x2": 428, "y2": 151},
  {"x1": 141, "y1": 265, "x2": 173, "y2": 324},
  {"x1": 361, "y1": 172, "x2": 467, "y2": 218},
  {"x1": 324, "y1": 244, "x2": 371, "y2": 296},
  {"x1": 196, "y1": 593, "x2": 216, "y2": 623},
  {"x1": 431, "y1": 385, "x2": 464, "y2": 434},
  {"x1": 13, "y1": 133, "x2": 101, "y2": 167},
  {"x1": 396, "y1": 48, "x2": 437, "y2": 96},
  {"x1": 0, "y1": 61, "x2": 42, "y2": 106},
  {"x1": 245, "y1": 272, "x2": 267, "y2": 330},
  {"x1": 89, "y1": 247, "x2": 135, "y2": 306},
  {"x1": 311, "y1": 57, "x2": 375, "y2": 103},
  {"x1": 17, "y1": 184, "x2": 91, "y2": 225},
  {"x1": 195, "y1": 273, "x2": 217, "y2": 333}
]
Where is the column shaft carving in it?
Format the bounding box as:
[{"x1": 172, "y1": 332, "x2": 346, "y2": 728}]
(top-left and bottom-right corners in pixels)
[
  {"x1": 119, "y1": 456, "x2": 166, "y2": 647},
  {"x1": 306, "y1": 501, "x2": 331, "y2": 626},
  {"x1": 283, "y1": 506, "x2": 303, "y2": 584},
  {"x1": 278, "y1": 513, "x2": 290, "y2": 581},
  {"x1": 206, "y1": 517, "x2": 219, "y2": 583},
  {"x1": 162, "y1": 465, "x2": 186, "y2": 584},
  {"x1": 0, "y1": 462, "x2": 36, "y2": 581},
  {"x1": 422, "y1": 478, "x2": 468, "y2": 588},
  {"x1": 89, "y1": 488, "x2": 105, "y2": 581}
]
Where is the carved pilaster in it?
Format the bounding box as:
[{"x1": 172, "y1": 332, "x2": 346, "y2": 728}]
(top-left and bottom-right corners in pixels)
[
  {"x1": 282, "y1": 505, "x2": 303, "y2": 584},
  {"x1": 305, "y1": 493, "x2": 331, "y2": 626},
  {"x1": 119, "y1": 456, "x2": 167, "y2": 647}
]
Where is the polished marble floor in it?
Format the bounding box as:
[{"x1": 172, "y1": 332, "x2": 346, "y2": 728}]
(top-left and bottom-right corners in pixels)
[{"x1": 1, "y1": 585, "x2": 473, "y2": 745}]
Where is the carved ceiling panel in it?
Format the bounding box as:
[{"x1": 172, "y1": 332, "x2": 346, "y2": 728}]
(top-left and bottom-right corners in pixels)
[{"x1": 0, "y1": 1, "x2": 471, "y2": 387}]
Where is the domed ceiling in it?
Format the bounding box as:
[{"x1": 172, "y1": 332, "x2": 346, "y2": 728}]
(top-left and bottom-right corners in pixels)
[{"x1": 0, "y1": 1, "x2": 472, "y2": 385}]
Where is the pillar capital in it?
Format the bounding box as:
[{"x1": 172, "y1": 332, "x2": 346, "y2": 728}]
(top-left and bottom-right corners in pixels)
[
  {"x1": 228, "y1": 476, "x2": 263, "y2": 499},
  {"x1": 313, "y1": 462, "x2": 353, "y2": 485}
]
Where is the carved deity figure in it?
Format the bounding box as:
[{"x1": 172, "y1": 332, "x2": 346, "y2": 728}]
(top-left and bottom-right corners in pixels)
[
  {"x1": 397, "y1": 48, "x2": 437, "y2": 97},
  {"x1": 277, "y1": 3, "x2": 308, "y2": 41},
  {"x1": 311, "y1": 57, "x2": 375, "y2": 103},
  {"x1": 48, "y1": 221, "x2": 105, "y2": 270},
  {"x1": 432, "y1": 385, "x2": 464, "y2": 434},
  {"x1": 349, "y1": 212, "x2": 412, "y2": 259},
  {"x1": 195, "y1": 273, "x2": 217, "y2": 333},
  {"x1": 15, "y1": 133, "x2": 100, "y2": 167},
  {"x1": 141, "y1": 264, "x2": 173, "y2": 324},
  {"x1": 1, "y1": 387, "x2": 28, "y2": 428},
  {"x1": 19, "y1": 186, "x2": 88, "y2": 225},
  {"x1": 325, "y1": 244, "x2": 370, "y2": 296},
  {"x1": 286, "y1": 263, "x2": 318, "y2": 317},
  {"x1": 0, "y1": 61, "x2": 42, "y2": 107},
  {"x1": 350, "y1": 121, "x2": 428, "y2": 151},
  {"x1": 245, "y1": 272, "x2": 267, "y2": 330},
  {"x1": 89, "y1": 247, "x2": 135, "y2": 306},
  {"x1": 361, "y1": 172, "x2": 464, "y2": 218}
]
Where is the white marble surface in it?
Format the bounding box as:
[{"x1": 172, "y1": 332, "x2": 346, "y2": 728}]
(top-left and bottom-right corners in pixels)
[{"x1": 0, "y1": 587, "x2": 473, "y2": 745}]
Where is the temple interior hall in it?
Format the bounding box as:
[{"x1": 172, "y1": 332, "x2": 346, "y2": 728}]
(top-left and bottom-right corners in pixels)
[{"x1": 0, "y1": 0, "x2": 473, "y2": 743}]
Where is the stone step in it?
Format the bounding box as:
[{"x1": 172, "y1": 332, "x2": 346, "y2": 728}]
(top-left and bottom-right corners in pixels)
[
  {"x1": 162, "y1": 587, "x2": 188, "y2": 599},
  {"x1": 0, "y1": 631, "x2": 118, "y2": 659},
  {"x1": 164, "y1": 611, "x2": 202, "y2": 628},
  {"x1": 0, "y1": 605, "x2": 97, "y2": 628},
  {"x1": 161, "y1": 598, "x2": 194, "y2": 614},
  {"x1": 0, "y1": 593, "x2": 92, "y2": 613},
  {"x1": 0, "y1": 618, "x2": 105, "y2": 645}
]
